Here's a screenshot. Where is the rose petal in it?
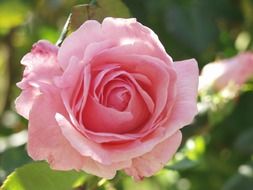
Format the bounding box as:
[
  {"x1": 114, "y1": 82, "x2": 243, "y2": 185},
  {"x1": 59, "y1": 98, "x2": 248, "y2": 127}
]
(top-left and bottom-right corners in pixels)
[
  {"x1": 163, "y1": 59, "x2": 198, "y2": 136},
  {"x1": 58, "y1": 20, "x2": 103, "y2": 69},
  {"x1": 102, "y1": 17, "x2": 173, "y2": 64},
  {"x1": 56, "y1": 57, "x2": 90, "y2": 126},
  {"x1": 55, "y1": 113, "x2": 113, "y2": 164},
  {"x1": 27, "y1": 92, "x2": 84, "y2": 170},
  {"x1": 83, "y1": 96, "x2": 137, "y2": 133},
  {"x1": 124, "y1": 131, "x2": 182, "y2": 180},
  {"x1": 15, "y1": 87, "x2": 39, "y2": 119},
  {"x1": 15, "y1": 40, "x2": 60, "y2": 118},
  {"x1": 80, "y1": 157, "x2": 131, "y2": 179}
]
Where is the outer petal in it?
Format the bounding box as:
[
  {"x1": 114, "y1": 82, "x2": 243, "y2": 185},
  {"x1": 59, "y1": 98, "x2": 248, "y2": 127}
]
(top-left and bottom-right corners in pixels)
[
  {"x1": 124, "y1": 131, "x2": 182, "y2": 180},
  {"x1": 165, "y1": 59, "x2": 199, "y2": 131},
  {"x1": 55, "y1": 113, "x2": 113, "y2": 164},
  {"x1": 15, "y1": 87, "x2": 39, "y2": 119},
  {"x1": 102, "y1": 17, "x2": 173, "y2": 64},
  {"x1": 15, "y1": 40, "x2": 60, "y2": 119},
  {"x1": 58, "y1": 20, "x2": 103, "y2": 69},
  {"x1": 80, "y1": 157, "x2": 131, "y2": 179},
  {"x1": 28, "y1": 92, "x2": 84, "y2": 170}
]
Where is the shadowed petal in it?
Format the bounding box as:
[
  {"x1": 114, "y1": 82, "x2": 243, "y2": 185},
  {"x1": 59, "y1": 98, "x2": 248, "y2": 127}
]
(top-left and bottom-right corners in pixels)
[{"x1": 124, "y1": 131, "x2": 182, "y2": 180}]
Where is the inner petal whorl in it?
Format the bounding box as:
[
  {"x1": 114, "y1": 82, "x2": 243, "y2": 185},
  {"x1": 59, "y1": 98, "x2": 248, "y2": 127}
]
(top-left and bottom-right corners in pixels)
[{"x1": 106, "y1": 87, "x2": 131, "y2": 111}]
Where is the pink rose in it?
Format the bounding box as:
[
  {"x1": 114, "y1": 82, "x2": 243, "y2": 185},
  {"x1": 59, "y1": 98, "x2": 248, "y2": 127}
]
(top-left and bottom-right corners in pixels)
[
  {"x1": 15, "y1": 18, "x2": 198, "y2": 180},
  {"x1": 199, "y1": 52, "x2": 253, "y2": 91}
]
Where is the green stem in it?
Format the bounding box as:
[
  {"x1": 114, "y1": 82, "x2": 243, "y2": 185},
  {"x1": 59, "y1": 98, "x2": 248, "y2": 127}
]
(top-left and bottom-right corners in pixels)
[{"x1": 56, "y1": 13, "x2": 72, "y2": 47}]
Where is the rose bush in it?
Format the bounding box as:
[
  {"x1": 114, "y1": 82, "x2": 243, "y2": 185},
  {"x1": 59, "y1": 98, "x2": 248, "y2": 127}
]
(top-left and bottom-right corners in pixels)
[
  {"x1": 199, "y1": 52, "x2": 253, "y2": 92},
  {"x1": 15, "y1": 17, "x2": 198, "y2": 180}
]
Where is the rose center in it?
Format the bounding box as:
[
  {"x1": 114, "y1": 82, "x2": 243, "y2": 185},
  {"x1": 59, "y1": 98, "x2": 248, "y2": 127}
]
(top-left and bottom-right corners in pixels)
[{"x1": 106, "y1": 87, "x2": 130, "y2": 111}]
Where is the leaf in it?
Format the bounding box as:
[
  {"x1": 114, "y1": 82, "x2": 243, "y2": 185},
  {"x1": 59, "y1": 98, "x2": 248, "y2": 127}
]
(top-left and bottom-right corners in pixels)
[
  {"x1": 1, "y1": 162, "x2": 85, "y2": 190},
  {"x1": 70, "y1": 0, "x2": 131, "y2": 31}
]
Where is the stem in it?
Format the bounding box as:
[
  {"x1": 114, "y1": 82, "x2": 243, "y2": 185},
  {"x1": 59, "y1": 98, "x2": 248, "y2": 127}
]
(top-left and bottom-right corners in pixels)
[{"x1": 56, "y1": 13, "x2": 72, "y2": 47}]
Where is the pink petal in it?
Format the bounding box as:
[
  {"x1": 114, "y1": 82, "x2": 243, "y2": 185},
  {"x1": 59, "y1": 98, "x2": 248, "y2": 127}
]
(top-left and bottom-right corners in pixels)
[
  {"x1": 58, "y1": 20, "x2": 103, "y2": 69},
  {"x1": 80, "y1": 157, "x2": 131, "y2": 179},
  {"x1": 83, "y1": 96, "x2": 137, "y2": 133},
  {"x1": 124, "y1": 131, "x2": 182, "y2": 180},
  {"x1": 55, "y1": 113, "x2": 114, "y2": 164},
  {"x1": 164, "y1": 59, "x2": 198, "y2": 136},
  {"x1": 27, "y1": 92, "x2": 84, "y2": 170},
  {"x1": 102, "y1": 17, "x2": 173, "y2": 64},
  {"x1": 15, "y1": 87, "x2": 39, "y2": 119},
  {"x1": 15, "y1": 40, "x2": 61, "y2": 118},
  {"x1": 54, "y1": 56, "x2": 90, "y2": 131}
]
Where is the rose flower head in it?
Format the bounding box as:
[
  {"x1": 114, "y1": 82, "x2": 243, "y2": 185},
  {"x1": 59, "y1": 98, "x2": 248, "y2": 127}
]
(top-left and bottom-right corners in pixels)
[{"x1": 15, "y1": 18, "x2": 198, "y2": 180}]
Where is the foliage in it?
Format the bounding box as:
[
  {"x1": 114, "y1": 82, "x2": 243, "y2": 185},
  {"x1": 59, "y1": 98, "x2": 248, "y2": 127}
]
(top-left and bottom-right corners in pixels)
[{"x1": 1, "y1": 162, "x2": 85, "y2": 190}]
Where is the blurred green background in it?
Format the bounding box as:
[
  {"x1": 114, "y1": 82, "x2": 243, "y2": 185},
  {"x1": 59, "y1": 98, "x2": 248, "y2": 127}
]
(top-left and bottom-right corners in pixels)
[{"x1": 0, "y1": 0, "x2": 253, "y2": 190}]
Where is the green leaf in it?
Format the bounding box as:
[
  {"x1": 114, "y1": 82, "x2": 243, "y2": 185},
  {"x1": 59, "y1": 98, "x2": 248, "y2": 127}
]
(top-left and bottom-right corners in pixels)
[
  {"x1": 70, "y1": 0, "x2": 131, "y2": 31},
  {"x1": 1, "y1": 162, "x2": 85, "y2": 190}
]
